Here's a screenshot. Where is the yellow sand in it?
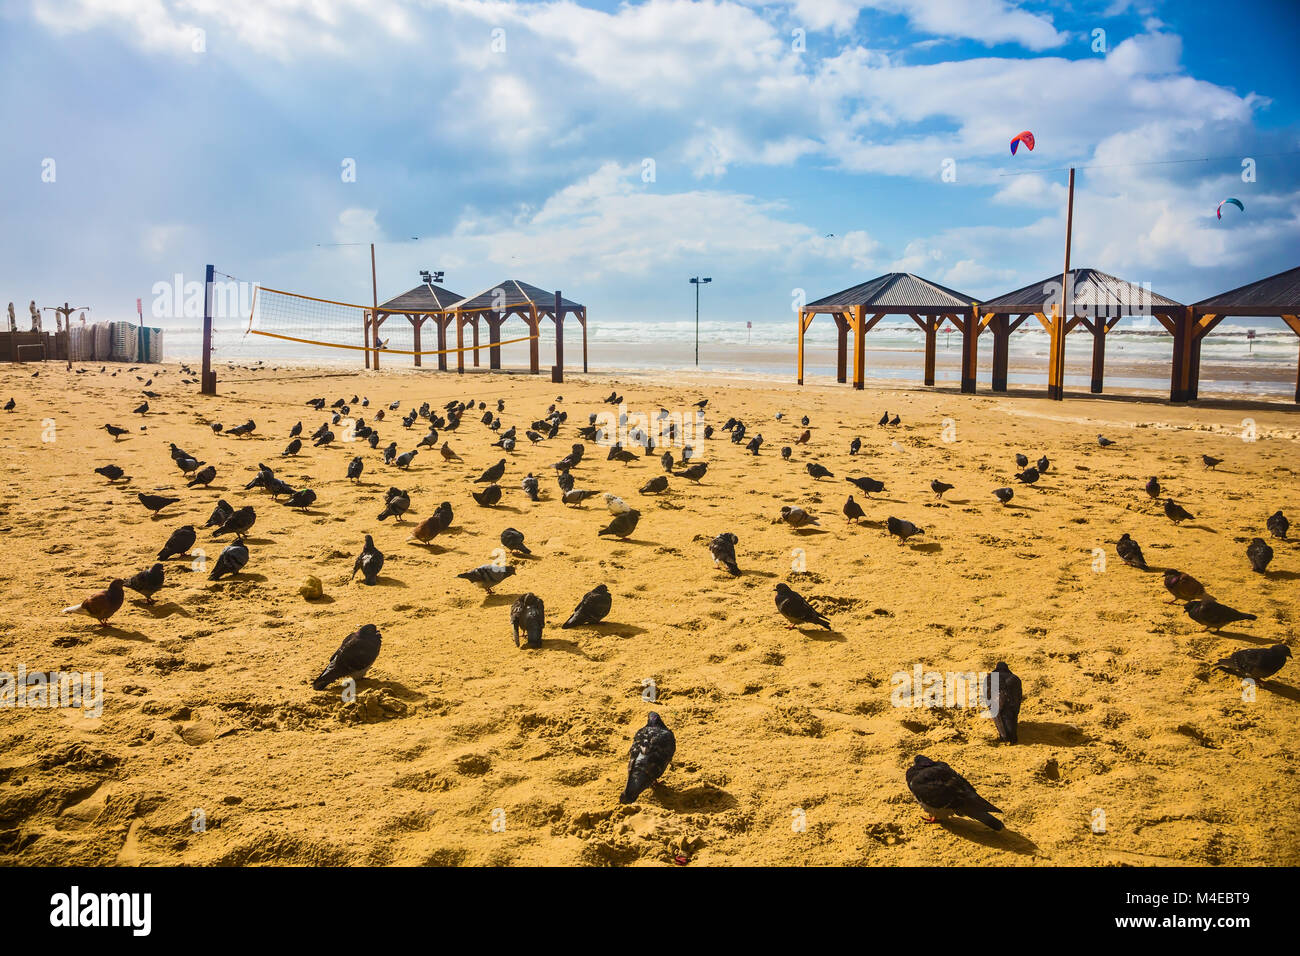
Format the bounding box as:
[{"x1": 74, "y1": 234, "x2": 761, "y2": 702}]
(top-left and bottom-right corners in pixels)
[{"x1": 0, "y1": 361, "x2": 1297, "y2": 867}]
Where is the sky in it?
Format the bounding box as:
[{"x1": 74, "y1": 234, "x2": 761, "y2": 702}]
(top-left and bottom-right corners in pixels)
[{"x1": 1, "y1": 0, "x2": 1298, "y2": 330}]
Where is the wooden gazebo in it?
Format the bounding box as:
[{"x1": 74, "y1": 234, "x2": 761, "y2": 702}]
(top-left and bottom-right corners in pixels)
[
  {"x1": 451, "y1": 280, "x2": 587, "y2": 375},
  {"x1": 371, "y1": 281, "x2": 464, "y2": 370},
  {"x1": 978, "y1": 269, "x2": 1183, "y2": 399},
  {"x1": 1175, "y1": 266, "x2": 1300, "y2": 403},
  {"x1": 797, "y1": 273, "x2": 978, "y2": 390}
]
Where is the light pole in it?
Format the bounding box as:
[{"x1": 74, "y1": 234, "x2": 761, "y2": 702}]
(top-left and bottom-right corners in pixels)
[{"x1": 690, "y1": 276, "x2": 711, "y2": 366}]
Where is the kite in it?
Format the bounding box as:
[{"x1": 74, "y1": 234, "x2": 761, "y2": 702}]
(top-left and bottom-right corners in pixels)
[
  {"x1": 1010, "y1": 130, "x2": 1035, "y2": 155},
  {"x1": 1216, "y1": 197, "x2": 1244, "y2": 220}
]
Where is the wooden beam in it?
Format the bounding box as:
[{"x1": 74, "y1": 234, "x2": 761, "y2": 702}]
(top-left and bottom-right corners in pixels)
[
  {"x1": 834, "y1": 312, "x2": 847, "y2": 384},
  {"x1": 960, "y1": 302, "x2": 979, "y2": 393},
  {"x1": 456, "y1": 314, "x2": 465, "y2": 373},
  {"x1": 487, "y1": 314, "x2": 503, "y2": 369},
  {"x1": 436, "y1": 315, "x2": 448, "y2": 371},
  {"x1": 991, "y1": 314, "x2": 1009, "y2": 392},
  {"x1": 1090, "y1": 310, "x2": 1105, "y2": 394},
  {"x1": 472, "y1": 316, "x2": 480, "y2": 367},
  {"x1": 554, "y1": 291, "x2": 564, "y2": 382},
  {"x1": 409, "y1": 314, "x2": 425, "y2": 368},
  {"x1": 797, "y1": 308, "x2": 805, "y2": 385},
  {"x1": 582, "y1": 308, "x2": 588, "y2": 374},
  {"x1": 529, "y1": 304, "x2": 540, "y2": 374},
  {"x1": 920, "y1": 315, "x2": 936, "y2": 387},
  {"x1": 852, "y1": 304, "x2": 865, "y2": 389}
]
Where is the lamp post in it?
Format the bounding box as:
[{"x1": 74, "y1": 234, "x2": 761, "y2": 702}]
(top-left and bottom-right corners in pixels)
[{"x1": 689, "y1": 276, "x2": 711, "y2": 366}]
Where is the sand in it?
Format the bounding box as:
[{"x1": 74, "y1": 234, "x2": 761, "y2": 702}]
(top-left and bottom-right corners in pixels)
[{"x1": 0, "y1": 361, "x2": 1297, "y2": 867}]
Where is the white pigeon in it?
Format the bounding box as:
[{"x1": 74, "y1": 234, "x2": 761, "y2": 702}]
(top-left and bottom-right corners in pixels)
[{"x1": 602, "y1": 493, "x2": 631, "y2": 515}]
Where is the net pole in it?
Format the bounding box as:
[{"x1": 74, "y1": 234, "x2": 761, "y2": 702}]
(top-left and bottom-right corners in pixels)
[
  {"x1": 201, "y1": 264, "x2": 216, "y2": 394},
  {"x1": 370, "y1": 243, "x2": 379, "y2": 371}
]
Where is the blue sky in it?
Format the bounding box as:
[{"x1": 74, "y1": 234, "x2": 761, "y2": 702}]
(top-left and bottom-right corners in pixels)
[{"x1": 1, "y1": 0, "x2": 1297, "y2": 329}]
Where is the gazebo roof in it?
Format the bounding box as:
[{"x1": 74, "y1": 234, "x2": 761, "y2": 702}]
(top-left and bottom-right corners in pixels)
[
  {"x1": 377, "y1": 282, "x2": 465, "y2": 313},
  {"x1": 452, "y1": 280, "x2": 583, "y2": 313},
  {"x1": 806, "y1": 272, "x2": 974, "y2": 311},
  {"x1": 1191, "y1": 265, "x2": 1300, "y2": 315},
  {"x1": 982, "y1": 268, "x2": 1182, "y2": 312}
]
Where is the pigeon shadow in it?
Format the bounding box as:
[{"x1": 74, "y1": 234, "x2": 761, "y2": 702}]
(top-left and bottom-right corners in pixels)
[
  {"x1": 804, "y1": 628, "x2": 847, "y2": 642},
  {"x1": 1258, "y1": 679, "x2": 1300, "y2": 703},
  {"x1": 1011, "y1": 721, "x2": 1091, "y2": 747},
  {"x1": 96, "y1": 624, "x2": 152, "y2": 642},
  {"x1": 589, "y1": 622, "x2": 649, "y2": 638},
  {"x1": 742, "y1": 568, "x2": 779, "y2": 579},
  {"x1": 792, "y1": 527, "x2": 829, "y2": 536},
  {"x1": 482, "y1": 591, "x2": 522, "y2": 607},
  {"x1": 608, "y1": 537, "x2": 656, "y2": 546},
  {"x1": 650, "y1": 782, "x2": 737, "y2": 814},
  {"x1": 1182, "y1": 524, "x2": 1217, "y2": 534},
  {"x1": 372, "y1": 576, "x2": 408, "y2": 588},
  {"x1": 910, "y1": 541, "x2": 942, "y2": 553},
  {"x1": 535, "y1": 637, "x2": 588, "y2": 656},
  {"x1": 362, "y1": 678, "x2": 424, "y2": 701},
  {"x1": 140, "y1": 601, "x2": 191, "y2": 619},
  {"x1": 1266, "y1": 569, "x2": 1300, "y2": 582},
  {"x1": 407, "y1": 541, "x2": 449, "y2": 554},
  {"x1": 301, "y1": 594, "x2": 336, "y2": 605},
  {"x1": 1213, "y1": 629, "x2": 1275, "y2": 645},
  {"x1": 237, "y1": 536, "x2": 274, "y2": 546},
  {"x1": 937, "y1": 818, "x2": 1040, "y2": 856}
]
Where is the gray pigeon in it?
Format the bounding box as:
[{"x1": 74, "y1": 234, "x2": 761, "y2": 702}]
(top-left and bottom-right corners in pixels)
[
  {"x1": 905, "y1": 755, "x2": 1003, "y2": 830},
  {"x1": 1214, "y1": 644, "x2": 1292, "y2": 681},
  {"x1": 510, "y1": 593, "x2": 545, "y2": 649},
  {"x1": 598, "y1": 509, "x2": 640, "y2": 538},
  {"x1": 458, "y1": 563, "x2": 516, "y2": 592},
  {"x1": 158, "y1": 525, "x2": 196, "y2": 560},
  {"x1": 983, "y1": 661, "x2": 1022, "y2": 744},
  {"x1": 209, "y1": 541, "x2": 249, "y2": 580},
  {"x1": 562, "y1": 584, "x2": 611, "y2": 628},
  {"x1": 1246, "y1": 537, "x2": 1273, "y2": 573},
  {"x1": 619, "y1": 713, "x2": 676, "y2": 804},
  {"x1": 124, "y1": 563, "x2": 165, "y2": 604},
  {"x1": 709, "y1": 533, "x2": 740, "y2": 576},
  {"x1": 886, "y1": 516, "x2": 923, "y2": 543},
  {"x1": 774, "y1": 582, "x2": 829, "y2": 629},
  {"x1": 501, "y1": 527, "x2": 530, "y2": 554},
  {"x1": 351, "y1": 534, "x2": 384, "y2": 585},
  {"x1": 312, "y1": 624, "x2": 382, "y2": 690}
]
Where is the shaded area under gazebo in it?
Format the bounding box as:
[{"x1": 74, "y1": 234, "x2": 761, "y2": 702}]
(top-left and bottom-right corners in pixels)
[
  {"x1": 978, "y1": 269, "x2": 1183, "y2": 398},
  {"x1": 1177, "y1": 266, "x2": 1300, "y2": 403},
  {"x1": 371, "y1": 281, "x2": 464, "y2": 371},
  {"x1": 797, "y1": 273, "x2": 978, "y2": 390},
  {"x1": 451, "y1": 280, "x2": 587, "y2": 375}
]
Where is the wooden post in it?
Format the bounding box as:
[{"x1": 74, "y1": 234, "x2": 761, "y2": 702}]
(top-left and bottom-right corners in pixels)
[
  {"x1": 456, "y1": 314, "x2": 465, "y2": 373},
  {"x1": 852, "y1": 304, "x2": 865, "y2": 389},
  {"x1": 1170, "y1": 309, "x2": 1189, "y2": 401},
  {"x1": 923, "y1": 316, "x2": 937, "y2": 387},
  {"x1": 529, "y1": 304, "x2": 540, "y2": 374},
  {"x1": 796, "y1": 308, "x2": 805, "y2": 385},
  {"x1": 581, "y1": 308, "x2": 588, "y2": 373},
  {"x1": 553, "y1": 291, "x2": 564, "y2": 383},
  {"x1": 991, "y1": 315, "x2": 1010, "y2": 392},
  {"x1": 370, "y1": 244, "x2": 379, "y2": 371},
  {"x1": 835, "y1": 312, "x2": 848, "y2": 383},
  {"x1": 1051, "y1": 168, "x2": 1075, "y2": 401},
  {"x1": 1090, "y1": 316, "x2": 1106, "y2": 393},
  {"x1": 411, "y1": 315, "x2": 424, "y2": 368},
  {"x1": 201, "y1": 264, "x2": 216, "y2": 395},
  {"x1": 487, "y1": 315, "x2": 503, "y2": 369},
  {"x1": 960, "y1": 304, "x2": 979, "y2": 394},
  {"x1": 472, "y1": 316, "x2": 480, "y2": 367},
  {"x1": 1281, "y1": 315, "x2": 1300, "y2": 404},
  {"x1": 436, "y1": 316, "x2": 448, "y2": 371}
]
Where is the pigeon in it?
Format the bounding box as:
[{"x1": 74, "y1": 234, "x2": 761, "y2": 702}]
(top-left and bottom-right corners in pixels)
[
  {"x1": 1015, "y1": 453, "x2": 1029, "y2": 469},
  {"x1": 132, "y1": 402, "x2": 148, "y2": 416},
  {"x1": 409, "y1": 514, "x2": 443, "y2": 545},
  {"x1": 619, "y1": 713, "x2": 676, "y2": 804},
  {"x1": 227, "y1": 420, "x2": 256, "y2": 438},
  {"x1": 521, "y1": 473, "x2": 540, "y2": 501},
  {"x1": 849, "y1": 437, "x2": 861, "y2": 456},
  {"x1": 602, "y1": 493, "x2": 631, "y2": 515},
  {"x1": 186, "y1": 465, "x2": 217, "y2": 488},
  {"x1": 351, "y1": 535, "x2": 385, "y2": 585},
  {"x1": 477, "y1": 459, "x2": 507, "y2": 483},
  {"x1": 1116, "y1": 533, "x2": 1147, "y2": 570},
  {"x1": 417, "y1": 429, "x2": 440, "y2": 449},
  {"x1": 383, "y1": 442, "x2": 397, "y2": 465},
  {"x1": 878, "y1": 412, "x2": 889, "y2": 426},
  {"x1": 1096, "y1": 434, "x2": 1114, "y2": 447},
  {"x1": 212, "y1": 505, "x2": 256, "y2": 539},
  {"x1": 137, "y1": 493, "x2": 179, "y2": 515},
  {"x1": 441, "y1": 442, "x2": 462, "y2": 462},
  {"x1": 905, "y1": 756, "x2": 1003, "y2": 830},
  {"x1": 124, "y1": 563, "x2": 165, "y2": 604},
  {"x1": 983, "y1": 662, "x2": 1022, "y2": 744},
  {"x1": 208, "y1": 541, "x2": 249, "y2": 581},
  {"x1": 1164, "y1": 499, "x2": 1194, "y2": 525},
  {"x1": 1246, "y1": 537, "x2": 1273, "y2": 573},
  {"x1": 887, "y1": 516, "x2": 923, "y2": 544},
  {"x1": 795, "y1": 429, "x2": 811, "y2": 445},
  {"x1": 806, "y1": 462, "x2": 833, "y2": 480},
  {"x1": 458, "y1": 563, "x2": 516, "y2": 592},
  {"x1": 394, "y1": 449, "x2": 418, "y2": 469},
  {"x1": 289, "y1": 421, "x2": 303, "y2": 438},
  {"x1": 175, "y1": 456, "x2": 204, "y2": 475},
  {"x1": 774, "y1": 583, "x2": 830, "y2": 629},
  {"x1": 2, "y1": 398, "x2": 13, "y2": 412},
  {"x1": 746, "y1": 435, "x2": 764, "y2": 456},
  {"x1": 378, "y1": 491, "x2": 410, "y2": 522},
  {"x1": 433, "y1": 500, "x2": 454, "y2": 532},
  {"x1": 1202, "y1": 455, "x2": 1223, "y2": 470},
  {"x1": 62, "y1": 579, "x2": 125, "y2": 625},
  {"x1": 1145, "y1": 476, "x2": 1161, "y2": 499},
  {"x1": 313, "y1": 429, "x2": 335, "y2": 447},
  {"x1": 781, "y1": 446, "x2": 792, "y2": 461},
  {"x1": 610, "y1": 448, "x2": 639, "y2": 465},
  {"x1": 709, "y1": 533, "x2": 740, "y2": 576},
  {"x1": 930, "y1": 479, "x2": 954, "y2": 499},
  {"x1": 562, "y1": 584, "x2": 611, "y2": 627},
  {"x1": 1214, "y1": 644, "x2": 1292, "y2": 681},
  {"x1": 993, "y1": 487, "x2": 1014, "y2": 506},
  {"x1": 676, "y1": 462, "x2": 708, "y2": 482},
  {"x1": 598, "y1": 509, "x2": 640, "y2": 538},
  {"x1": 845, "y1": 475, "x2": 884, "y2": 497},
  {"x1": 1036, "y1": 456, "x2": 1050, "y2": 473},
  {"x1": 346, "y1": 456, "x2": 364, "y2": 482},
  {"x1": 283, "y1": 438, "x2": 302, "y2": 456},
  {"x1": 204, "y1": 499, "x2": 233, "y2": 529},
  {"x1": 510, "y1": 593, "x2": 546, "y2": 649},
  {"x1": 844, "y1": 495, "x2": 865, "y2": 523},
  {"x1": 1014, "y1": 467, "x2": 1039, "y2": 485},
  {"x1": 640, "y1": 475, "x2": 668, "y2": 494},
  {"x1": 94, "y1": 464, "x2": 127, "y2": 482},
  {"x1": 1266, "y1": 511, "x2": 1289, "y2": 541},
  {"x1": 501, "y1": 527, "x2": 530, "y2": 554},
  {"x1": 312, "y1": 624, "x2": 382, "y2": 690},
  {"x1": 660, "y1": 451, "x2": 674, "y2": 473},
  {"x1": 778, "y1": 506, "x2": 819, "y2": 528},
  {"x1": 284, "y1": 489, "x2": 316, "y2": 511},
  {"x1": 472, "y1": 484, "x2": 502, "y2": 507},
  {"x1": 1184, "y1": 599, "x2": 1256, "y2": 632},
  {"x1": 1163, "y1": 570, "x2": 1205, "y2": 602},
  {"x1": 104, "y1": 424, "x2": 129, "y2": 441},
  {"x1": 563, "y1": 488, "x2": 599, "y2": 507},
  {"x1": 158, "y1": 525, "x2": 197, "y2": 560}
]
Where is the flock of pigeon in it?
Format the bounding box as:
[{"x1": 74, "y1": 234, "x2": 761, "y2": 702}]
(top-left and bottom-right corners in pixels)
[{"x1": 54, "y1": 380, "x2": 1294, "y2": 830}]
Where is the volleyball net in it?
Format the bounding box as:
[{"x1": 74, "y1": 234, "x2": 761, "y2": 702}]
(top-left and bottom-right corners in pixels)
[{"x1": 244, "y1": 286, "x2": 538, "y2": 359}]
